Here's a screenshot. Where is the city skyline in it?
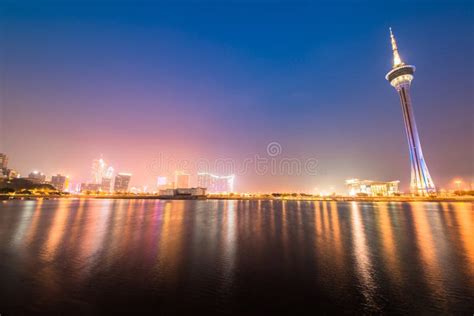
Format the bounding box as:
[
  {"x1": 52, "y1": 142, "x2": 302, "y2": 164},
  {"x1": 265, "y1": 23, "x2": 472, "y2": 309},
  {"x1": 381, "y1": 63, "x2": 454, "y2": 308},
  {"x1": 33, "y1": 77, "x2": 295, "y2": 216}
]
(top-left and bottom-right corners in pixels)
[
  {"x1": 1, "y1": 1, "x2": 472, "y2": 193},
  {"x1": 2, "y1": 150, "x2": 472, "y2": 195}
]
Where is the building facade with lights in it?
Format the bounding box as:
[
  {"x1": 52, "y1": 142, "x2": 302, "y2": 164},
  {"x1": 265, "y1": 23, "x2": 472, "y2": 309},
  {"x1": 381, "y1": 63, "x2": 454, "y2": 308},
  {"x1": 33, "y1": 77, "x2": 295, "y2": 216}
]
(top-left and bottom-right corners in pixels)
[
  {"x1": 0, "y1": 153, "x2": 8, "y2": 169},
  {"x1": 385, "y1": 29, "x2": 436, "y2": 196},
  {"x1": 197, "y1": 172, "x2": 235, "y2": 193},
  {"x1": 51, "y1": 174, "x2": 69, "y2": 191},
  {"x1": 156, "y1": 176, "x2": 171, "y2": 191},
  {"x1": 174, "y1": 171, "x2": 190, "y2": 189},
  {"x1": 28, "y1": 171, "x2": 46, "y2": 184},
  {"x1": 159, "y1": 187, "x2": 206, "y2": 198},
  {"x1": 114, "y1": 173, "x2": 132, "y2": 193},
  {"x1": 101, "y1": 177, "x2": 112, "y2": 192},
  {"x1": 92, "y1": 158, "x2": 114, "y2": 185},
  {"x1": 346, "y1": 179, "x2": 400, "y2": 197},
  {"x1": 0, "y1": 153, "x2": 12, "y2": 179}
]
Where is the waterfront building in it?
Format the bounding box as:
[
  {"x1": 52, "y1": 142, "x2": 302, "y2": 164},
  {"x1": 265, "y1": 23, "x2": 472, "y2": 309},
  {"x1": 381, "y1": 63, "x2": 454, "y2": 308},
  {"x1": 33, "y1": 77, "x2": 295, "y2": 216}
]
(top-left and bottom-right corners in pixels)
[
  {"x1": 159, "y1": 187, "x2": 206, "y2": 198},
  {"x1": 385, "y1": 29, "x2": 436, "y2": 195},
  {"x1": 51, "y1": 174, "x2": 69, "y2": 191},
  {"x1": 114, "y1": 173, "x2": 132, "y2": 193},
  {"x1": 174, "y1": 171, "x2": 190, "y2": 189},
  {"x1": 158, "y1": 188, "x2": 175, "y2": 196},
  {"x1": 345, "y1": 178, "x2": 400, "y2": 197},
  {"x1": 197, "y1": 172, "x2": 235, "y2": 193},
  {"x1": 28, "y1": 171, "x2": 46, "y2": 184},
  {"x1": 176, "y1": 187, "x2": 206, "y2": 196}
]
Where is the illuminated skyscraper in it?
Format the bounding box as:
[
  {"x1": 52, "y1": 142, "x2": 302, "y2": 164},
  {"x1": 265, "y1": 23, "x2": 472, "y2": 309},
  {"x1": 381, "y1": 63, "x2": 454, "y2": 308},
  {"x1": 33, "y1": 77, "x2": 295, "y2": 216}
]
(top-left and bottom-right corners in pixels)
[
  {"x1": 175, "y1": 171, "x2": 190, "y2": 189},
  {"x1": 92, "y1": 158, "x2": 106, "y2": 183},
  {"x1": 101, "y1": 177, "x2": 112, "y2": 192},
  {"x1": 114, "y1": 173, "x2": 132, "y2": 193},
  {"x1": 197, "y1": 173, "x2": 212, "y2": 189},
  {"x1": 51, "y1": 174, "x2": 70, "y2": 191},
  {"x1": 156, "y1": 176, "x2": 171, "y2": 191},
  {"x1": 0, "y1": 153, "x2": 8, "y2": 169},
  {"x1": 92, "y1": 157, "x2": 114, "y2": 186},
  {"x1": 385, "y1": 28, "x2": 436, "y2": 196},
  {"x1": 0, "y1": 153, "x2": 8, "y2": 178},
  {"x1": 197, "y1": 172, "x2": 235, "y2": 193}
]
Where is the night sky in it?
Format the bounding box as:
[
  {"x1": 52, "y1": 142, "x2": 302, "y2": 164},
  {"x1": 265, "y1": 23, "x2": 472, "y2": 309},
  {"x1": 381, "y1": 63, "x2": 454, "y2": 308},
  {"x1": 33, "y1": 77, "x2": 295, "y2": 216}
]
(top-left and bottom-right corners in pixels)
[{"x1": 1, "y1": 0, "x2": 472, "y2": 193}]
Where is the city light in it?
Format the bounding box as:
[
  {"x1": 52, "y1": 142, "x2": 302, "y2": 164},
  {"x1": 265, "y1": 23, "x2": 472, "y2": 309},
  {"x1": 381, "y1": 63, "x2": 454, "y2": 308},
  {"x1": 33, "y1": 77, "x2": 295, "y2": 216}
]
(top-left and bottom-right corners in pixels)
[{"x1": 453, "y1": 178, "x2": 463, "y2": 190}]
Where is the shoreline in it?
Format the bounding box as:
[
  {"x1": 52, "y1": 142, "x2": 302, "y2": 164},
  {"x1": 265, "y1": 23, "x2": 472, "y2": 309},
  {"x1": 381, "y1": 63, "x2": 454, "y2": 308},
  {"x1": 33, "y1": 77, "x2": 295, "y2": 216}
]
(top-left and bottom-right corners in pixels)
[{"x1": 1, "y1": 194, "x2": 473, "y2": 203}]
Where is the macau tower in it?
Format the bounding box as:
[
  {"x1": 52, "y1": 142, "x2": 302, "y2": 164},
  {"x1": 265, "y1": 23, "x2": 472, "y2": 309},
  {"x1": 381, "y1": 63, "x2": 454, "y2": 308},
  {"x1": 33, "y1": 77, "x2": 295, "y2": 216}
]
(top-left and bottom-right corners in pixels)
[{"x1": 385, "y1": 28, "x2": 436, "y2": 195}]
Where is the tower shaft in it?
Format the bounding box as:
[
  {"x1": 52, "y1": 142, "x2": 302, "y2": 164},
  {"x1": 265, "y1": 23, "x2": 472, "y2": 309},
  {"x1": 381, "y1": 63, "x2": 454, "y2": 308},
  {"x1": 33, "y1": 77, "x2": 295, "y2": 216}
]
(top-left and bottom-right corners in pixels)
[{"x1": 396, "y1": 84, "x2": 436, "y2": 195}]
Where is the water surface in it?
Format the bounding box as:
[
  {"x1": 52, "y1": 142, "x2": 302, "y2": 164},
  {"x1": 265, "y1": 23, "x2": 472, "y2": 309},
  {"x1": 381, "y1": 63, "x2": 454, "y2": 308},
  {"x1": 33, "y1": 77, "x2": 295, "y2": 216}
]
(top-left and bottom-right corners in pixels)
[{"x1": 0, "y1": 199, "x2": 473, "y2": 314}]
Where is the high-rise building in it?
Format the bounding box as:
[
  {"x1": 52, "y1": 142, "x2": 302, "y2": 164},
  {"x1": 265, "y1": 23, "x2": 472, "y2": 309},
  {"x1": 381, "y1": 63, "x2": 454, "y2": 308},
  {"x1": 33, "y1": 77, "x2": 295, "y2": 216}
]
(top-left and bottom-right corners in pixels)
[
  {"x1": 215, "y1": 175, "x2": 234, "y2": 193},
  {"x1": 197, "y1": 172, "x2": 235, "y2": 193},
  {"x1": 197, "y1": 173, "x2": 211, "y2": 189},
  {"x1": 385, "y1": 28, "x2": 436, "y2": 196},
  {"x1": 28, "y1": 171, "x2": 46, "y2": 184},
  {"x1": 3, "y1": 169, "x2": 18, "y2": 179},
  {"x1": 92, "y1": 158, "x2": 106, "y2": 183},
  {"x1": 114, "y1": 173, "x2": 132, "y2": 193},
  {"x1": 345, "y1": 179, "x2": 400, "y2": 197},
  {"x1": 0, "y1": 154, "x2": 18, "y2": 180},
  {"x1": 0, "y1": 153, "x2": 8, "y2": 169},
  {"x1": 92, "y1": 158, "x2": 114, "y2": 184},
  {"x1": 101, "y1": 177, "x2": 112, "y2": 192},
  {"x1": 175, "y1": 171, "x2": 190, "y2": 189},
  {"x1": 157, "y1": 176, "x2": 171, "y2": 191},
  {"x1": 51, "y1": 174, "x2": 69, "y2": 191}
]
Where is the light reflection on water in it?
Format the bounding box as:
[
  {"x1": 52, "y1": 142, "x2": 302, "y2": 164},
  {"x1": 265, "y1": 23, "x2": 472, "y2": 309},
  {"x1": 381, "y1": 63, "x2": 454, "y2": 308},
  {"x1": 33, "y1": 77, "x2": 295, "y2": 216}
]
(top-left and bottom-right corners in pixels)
[
  {"x1": 351, "y1": 202, "x2": 378, "y2": 311},
  {"x1": 0, "y1": 199, "x2": 472, "y2": 314}
]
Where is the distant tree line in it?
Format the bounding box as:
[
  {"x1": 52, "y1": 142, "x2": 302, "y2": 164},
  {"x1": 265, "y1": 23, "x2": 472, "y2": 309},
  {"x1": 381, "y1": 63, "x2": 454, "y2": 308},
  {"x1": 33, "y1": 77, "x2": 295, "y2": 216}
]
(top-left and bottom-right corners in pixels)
[
  {"x1": 453, "y1": 190, "x2": 474, "y2": 196},
  {"x1": 0, "y1": 178, "x2": 60, "y2": 194}
]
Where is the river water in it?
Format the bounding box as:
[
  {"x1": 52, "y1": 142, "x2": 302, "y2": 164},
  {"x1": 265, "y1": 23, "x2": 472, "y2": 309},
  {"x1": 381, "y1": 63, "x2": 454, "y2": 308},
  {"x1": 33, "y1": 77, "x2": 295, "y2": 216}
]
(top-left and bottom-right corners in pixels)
[{"x1": 0, "y1": 199, "x2": 472, "y2": 314}]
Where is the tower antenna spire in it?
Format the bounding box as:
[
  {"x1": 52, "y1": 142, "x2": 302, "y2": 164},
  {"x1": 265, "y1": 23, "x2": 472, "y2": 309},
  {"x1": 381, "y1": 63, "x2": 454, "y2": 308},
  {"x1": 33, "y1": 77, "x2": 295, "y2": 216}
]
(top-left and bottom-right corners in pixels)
[{"x1": 389, "y1": 27, "x2": 404, "y2": 68}]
